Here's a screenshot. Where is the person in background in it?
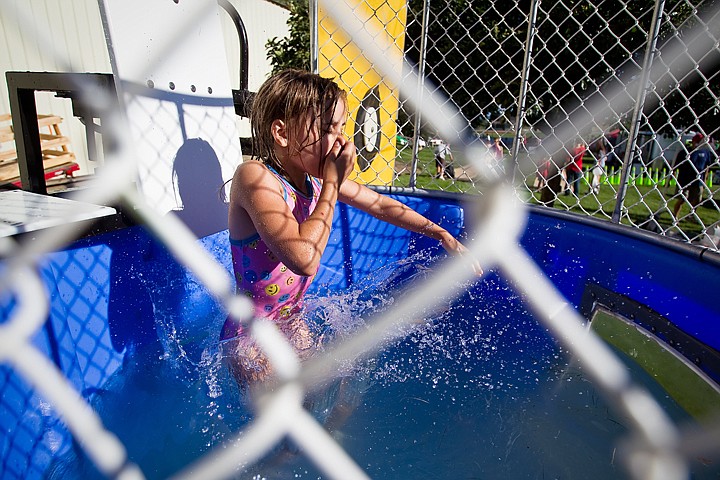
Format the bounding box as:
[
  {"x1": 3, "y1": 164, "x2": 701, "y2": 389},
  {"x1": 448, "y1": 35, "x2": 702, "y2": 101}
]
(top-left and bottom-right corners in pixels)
[
  {"x1": 564, "y1": 139, "x2": 586, "y2": 196},
  {"x1": 488, "y1": 137, "x2": 505, "y2": 175},
  {"x1": 434, "y1": 140, "x2": 455, "y2": 179},
  {"x1": 672, "y1": 133, "x2": 714, "y2": 221},
  {"x1": 591, "y1": 138, "x2": 607, "y2": 195},
  {"x1": 538, "y1": 156, "x2": 563, "y2": 207}
]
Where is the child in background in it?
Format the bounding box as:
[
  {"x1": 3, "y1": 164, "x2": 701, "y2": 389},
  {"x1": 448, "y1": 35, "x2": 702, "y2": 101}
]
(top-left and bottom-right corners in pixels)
[
  {"x1": 591, "y1": 138, "x2": 607, "y2": 195},
  {"x1": 221, "y1": 69, "x2": 479, "y2": 386},
  {"x1": 564, "y1": 139, "x2": 586, "y2": 196}
]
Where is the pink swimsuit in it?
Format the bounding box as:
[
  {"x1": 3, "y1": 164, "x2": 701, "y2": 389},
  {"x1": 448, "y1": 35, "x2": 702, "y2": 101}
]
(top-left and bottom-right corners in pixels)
[{"x1": 221, "y1": 168, "x2": 321, "y2": 341}]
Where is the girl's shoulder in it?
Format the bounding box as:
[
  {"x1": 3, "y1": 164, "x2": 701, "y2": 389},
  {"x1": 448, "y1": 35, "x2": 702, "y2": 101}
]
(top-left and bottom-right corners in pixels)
[
  {"x1": 233, "y1": 160, "x2": 276, "y2": 184},
  {"x1": 235, "y1": 158, "x2": 269, "y2": 174},
  {"x1": 231, "y1": 160, "x2": 284, "y2": 198}
]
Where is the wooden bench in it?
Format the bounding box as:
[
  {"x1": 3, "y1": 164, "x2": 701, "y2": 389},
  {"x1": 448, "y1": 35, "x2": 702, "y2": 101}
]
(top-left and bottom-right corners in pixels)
[{"x1": 0, "y1": 113, "x2": 79, "y2": 186}]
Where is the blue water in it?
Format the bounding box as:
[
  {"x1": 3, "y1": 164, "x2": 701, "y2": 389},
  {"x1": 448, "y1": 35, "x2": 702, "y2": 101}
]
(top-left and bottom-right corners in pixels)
[{"x1": 46, "y1": 252, "x2": 713, "y2": 479}]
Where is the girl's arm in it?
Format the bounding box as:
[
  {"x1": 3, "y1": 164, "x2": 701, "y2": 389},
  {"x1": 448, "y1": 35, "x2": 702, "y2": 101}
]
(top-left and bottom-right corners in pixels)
[
  {"x1": 229, "y1": 141, "x2": 353, "y2": 277},
  {"x1": 338, "y1": 180, "x2": 482, "y2": 274}
]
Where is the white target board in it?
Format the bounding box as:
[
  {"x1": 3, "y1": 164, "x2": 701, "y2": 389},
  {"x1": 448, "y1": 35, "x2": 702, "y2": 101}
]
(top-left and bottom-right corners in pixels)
[{"x1": 98, "y1": 0, "x2": 241, "y2": 238}]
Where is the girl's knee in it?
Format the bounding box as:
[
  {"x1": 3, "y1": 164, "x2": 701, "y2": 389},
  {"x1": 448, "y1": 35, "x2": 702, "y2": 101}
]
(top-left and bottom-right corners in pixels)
[{"x1": 227, "y1": 340, "x2": 273, "y2": 386}]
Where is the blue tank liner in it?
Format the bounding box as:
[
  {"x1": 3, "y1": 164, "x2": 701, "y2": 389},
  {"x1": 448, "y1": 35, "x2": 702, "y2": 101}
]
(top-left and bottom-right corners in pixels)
[
  {"x1": 1, "y1": 192, "x2": 719, "y2": 478},
  {"x1": 520, "y1": 207, "x2": 720, "y2": 353}
]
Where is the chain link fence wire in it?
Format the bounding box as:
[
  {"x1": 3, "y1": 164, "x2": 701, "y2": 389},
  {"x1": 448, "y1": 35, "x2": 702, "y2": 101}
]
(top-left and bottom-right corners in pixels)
[
  {"x1": 353, "y1": 0, "x2": 720, "y2": 250},
  {"x1": 1, "y1": 0, "x2": 719, "y2": 479}
]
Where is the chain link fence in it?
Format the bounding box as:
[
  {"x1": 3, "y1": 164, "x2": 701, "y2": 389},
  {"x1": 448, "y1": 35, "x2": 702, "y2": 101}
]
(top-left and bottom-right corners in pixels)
[
  {"x1": 318, "y1": 0, "x2": 720, "y2": 250},
  {"x1": 1, "y1": 1, "x2": 720, "y2": 479}
]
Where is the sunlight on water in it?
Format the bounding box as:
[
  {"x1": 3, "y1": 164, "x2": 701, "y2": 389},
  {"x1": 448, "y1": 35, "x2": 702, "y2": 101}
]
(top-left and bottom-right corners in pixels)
[{"x1": 46, "y1": 252, "x2": 712, "y2": 479}]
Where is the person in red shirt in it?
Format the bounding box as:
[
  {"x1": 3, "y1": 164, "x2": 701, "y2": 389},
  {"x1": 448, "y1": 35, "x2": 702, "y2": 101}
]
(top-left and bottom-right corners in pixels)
[{"x1": 564, "y1": 140, "x2": 586, "y2": 196}]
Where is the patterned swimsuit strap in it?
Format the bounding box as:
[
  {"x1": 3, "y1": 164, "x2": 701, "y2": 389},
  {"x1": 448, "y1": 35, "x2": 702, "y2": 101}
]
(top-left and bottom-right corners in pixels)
[
  {"x1": 266, "y1": 165, "x2": 293, "y2": 202},
  {"x1": 267, "y1": 165, "x2": 316, "y2": 199}
]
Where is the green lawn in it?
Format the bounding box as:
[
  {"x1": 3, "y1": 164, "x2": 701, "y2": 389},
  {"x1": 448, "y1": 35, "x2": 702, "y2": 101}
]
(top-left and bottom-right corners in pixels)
[
  {"x1": 393, "y1": 146, "x2": 482, "y2": 195},
  {"x1": 391, "y1": 146, "x2": 720, "y2": 237},
  {"x1": 525, "y1": 179, "x2": 720, "y2": 236}
]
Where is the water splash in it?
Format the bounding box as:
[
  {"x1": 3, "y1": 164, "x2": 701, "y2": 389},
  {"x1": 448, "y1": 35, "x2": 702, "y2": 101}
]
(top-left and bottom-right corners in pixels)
[{"x1": 44, "y1": 251, "x2": 707, "y2": 479}]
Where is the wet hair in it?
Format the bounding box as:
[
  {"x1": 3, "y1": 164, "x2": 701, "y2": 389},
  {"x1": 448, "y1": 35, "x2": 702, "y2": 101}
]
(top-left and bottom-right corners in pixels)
[{"x1": 249, "y1": 69, "x2": 347, "y2": 176}]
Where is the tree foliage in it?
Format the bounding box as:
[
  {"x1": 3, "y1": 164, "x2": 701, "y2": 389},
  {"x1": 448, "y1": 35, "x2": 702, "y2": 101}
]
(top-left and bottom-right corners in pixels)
[
  {"x1": 403, "y1": 0, "x2": 718, "y2": 136},
  {"x1": 404, "y1": 0, "x2": 530, "y2": 131},
  {"x1": 266, "y1": 0, "x2": 718, "y2": 136},
  {"x1": 266, "y1": 0, "x2": 310, "y2": 74}
]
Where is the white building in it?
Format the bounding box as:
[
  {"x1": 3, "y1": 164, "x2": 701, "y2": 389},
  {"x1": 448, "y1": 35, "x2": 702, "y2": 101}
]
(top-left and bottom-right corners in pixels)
[{"x1": 0, "y1": 0, "x2": 290, "y2": 176}]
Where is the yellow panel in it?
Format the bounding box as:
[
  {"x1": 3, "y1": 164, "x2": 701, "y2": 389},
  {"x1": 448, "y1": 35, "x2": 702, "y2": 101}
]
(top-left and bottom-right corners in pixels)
[{"x1": 318, "y1": 0, "x2": 408, "y2": 186}]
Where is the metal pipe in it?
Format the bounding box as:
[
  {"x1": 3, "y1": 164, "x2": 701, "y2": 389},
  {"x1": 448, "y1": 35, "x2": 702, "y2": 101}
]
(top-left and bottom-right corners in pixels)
[
  {"x1": 409, "y1": 0, "x2": 431, "y2": 188},
  {"x1": 217, "y1": 0, "x2": 249, "y2": 92},
  {"x1": 510, "y1": 0, "x2": 541, "y2": 183},
  {"x1": 309, "y1": 0, "x2": 319, "y2": 74},
  {"x1": 611, "y1": 0, "x2": 666, "y2": 223}
]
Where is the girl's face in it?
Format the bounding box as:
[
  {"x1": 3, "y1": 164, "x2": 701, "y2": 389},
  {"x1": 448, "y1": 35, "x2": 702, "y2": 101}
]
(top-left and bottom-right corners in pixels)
[{"x1": 290, "y1": 98, "x2": 348, "y2": 178}]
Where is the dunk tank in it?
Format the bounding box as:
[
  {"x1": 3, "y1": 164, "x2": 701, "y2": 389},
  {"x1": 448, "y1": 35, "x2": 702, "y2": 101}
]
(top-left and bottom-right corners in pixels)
[{"x1": 1, "y1": 1, "x2": 720, "y2": 479}]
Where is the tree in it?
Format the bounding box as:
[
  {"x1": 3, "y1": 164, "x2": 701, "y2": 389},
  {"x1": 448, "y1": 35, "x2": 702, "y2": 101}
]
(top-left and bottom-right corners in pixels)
[
  {"x1": 266, "y1": 0, "x2": 311, "y2": 74},
  {"x1": 267, "y1": 0, "x2": 718, "y2": 138},
  {"x1": 403, "y1": 0, "x2": 530, "y2": 130},
  {"x1": 535, "y1": 0, "x2": 719, "y2": 136},
  {"x1": 402, "y1": 0, "x2": 718, "y2": 138},
  {"x1": 645, "y1": 0, "x2": 720, "y2": 136}
]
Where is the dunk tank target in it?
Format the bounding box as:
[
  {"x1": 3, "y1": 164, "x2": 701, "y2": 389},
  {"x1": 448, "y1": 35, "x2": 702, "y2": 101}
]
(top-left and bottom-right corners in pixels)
[{"x1": 318, "y1": 0, "x2": 408, "y2": 186}]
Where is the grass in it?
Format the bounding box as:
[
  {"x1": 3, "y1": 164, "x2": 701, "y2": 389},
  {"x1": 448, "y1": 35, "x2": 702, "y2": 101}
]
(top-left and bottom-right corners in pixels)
[
  {"x1": 392, "y1": 146, "x2": 483, "y2": 195},
  {"x1": 591, "y1": 309, "x2": 720, "y2": 421},
  {"x1": 391, "y1": 146, "x2": 720, "y2": 238},
  {"x1": 525, "y1": 180, "x2": 720, "y2": 237}
]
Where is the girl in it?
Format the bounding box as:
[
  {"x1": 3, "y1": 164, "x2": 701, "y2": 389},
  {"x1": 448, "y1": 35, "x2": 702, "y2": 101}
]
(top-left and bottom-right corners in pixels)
[{"x1": 221, "y1": 69, "x2": 477, "y2": 386}]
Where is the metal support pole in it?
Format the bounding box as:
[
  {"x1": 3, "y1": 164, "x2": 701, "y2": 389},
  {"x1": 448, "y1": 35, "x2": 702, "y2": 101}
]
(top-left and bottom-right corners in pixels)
[
  {"x1": 309, "y1": 0, "x2": 319, "y2": 74},
  {"x1": 9, "y1": 87, "x2": 44, "y2": 193},
  {"x1": 217, "y1": 0, "x2": 249, "y2": 92},
  {"x1": 510, "y1": 0, "x2": 541, "y2": 183},
  {"x1": 611, "y1": 0, "x2": 666, "y2": 223},
  {"x1": 409, "y1": 0, "x2": 431, "y2": 189}
]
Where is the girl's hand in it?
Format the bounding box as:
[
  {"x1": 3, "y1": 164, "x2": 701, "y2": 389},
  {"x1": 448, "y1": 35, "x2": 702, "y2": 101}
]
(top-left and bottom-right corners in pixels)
[
  {"x1": 440, "y1": 233, "x2": 483, "y2": 276},
  {"x1": 323, "y1": 139, "x2": 356, "y2": 185}
]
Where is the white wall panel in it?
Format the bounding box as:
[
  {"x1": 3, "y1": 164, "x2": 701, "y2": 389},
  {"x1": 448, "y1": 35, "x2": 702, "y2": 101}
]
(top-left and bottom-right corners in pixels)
[
  {"x1": 0, "y1": 0, "x2": 110, "y2": 175},
  {"x1": 0, "y1": 0, "x2": 289, "y2": 175}
]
